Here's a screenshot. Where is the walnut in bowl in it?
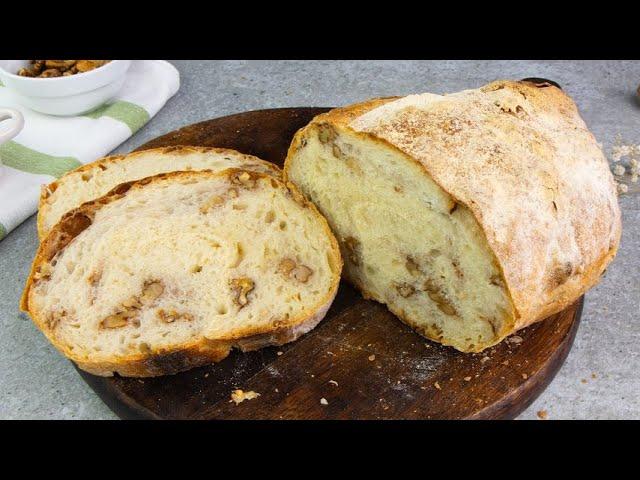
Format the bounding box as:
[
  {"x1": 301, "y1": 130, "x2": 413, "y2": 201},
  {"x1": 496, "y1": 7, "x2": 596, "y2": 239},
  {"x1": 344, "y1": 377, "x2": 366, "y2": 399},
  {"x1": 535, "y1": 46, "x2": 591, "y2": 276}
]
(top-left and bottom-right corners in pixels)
[
  {"x1": 17, "y1": 60, "x2": 111, "y2": 78},
  {"x1": 0, "y1": 60, "x2": 132, "y2": 116}
]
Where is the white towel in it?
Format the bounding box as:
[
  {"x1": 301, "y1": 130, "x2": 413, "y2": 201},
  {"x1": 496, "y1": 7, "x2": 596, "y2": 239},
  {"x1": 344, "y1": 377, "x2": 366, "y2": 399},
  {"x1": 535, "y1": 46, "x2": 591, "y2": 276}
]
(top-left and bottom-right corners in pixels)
[{"x1": 0, "y1": 60, "x2": 180, "y2": 240}]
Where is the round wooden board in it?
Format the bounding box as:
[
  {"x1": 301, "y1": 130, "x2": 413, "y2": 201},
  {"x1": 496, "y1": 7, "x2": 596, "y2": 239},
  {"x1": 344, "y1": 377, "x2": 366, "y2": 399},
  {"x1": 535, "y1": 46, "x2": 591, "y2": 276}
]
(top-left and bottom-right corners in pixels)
[{"x1": 77, "y1": 106, "x2": 583, "y2": 420}]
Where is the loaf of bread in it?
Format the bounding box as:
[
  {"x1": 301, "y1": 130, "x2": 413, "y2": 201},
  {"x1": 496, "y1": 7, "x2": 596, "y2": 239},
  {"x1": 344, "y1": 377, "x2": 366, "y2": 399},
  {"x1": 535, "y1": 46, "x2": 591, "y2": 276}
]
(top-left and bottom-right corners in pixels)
[
  {"x1": 22, "y1": 169, "x2": 342, "y2": 376},
  {"x1": 284, "y1": 80, "x2": 621, "y2": 352},
  {"x1": 37, "y1": 146, "x2": 282, "y2": 239}
]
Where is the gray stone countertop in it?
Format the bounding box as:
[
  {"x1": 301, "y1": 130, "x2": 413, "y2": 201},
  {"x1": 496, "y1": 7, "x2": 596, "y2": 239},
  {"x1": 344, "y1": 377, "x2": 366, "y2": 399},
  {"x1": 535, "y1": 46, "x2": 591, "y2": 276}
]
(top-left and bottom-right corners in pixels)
[{"x1": 1, "y1": 60, "x2": 638, "y2": 419}]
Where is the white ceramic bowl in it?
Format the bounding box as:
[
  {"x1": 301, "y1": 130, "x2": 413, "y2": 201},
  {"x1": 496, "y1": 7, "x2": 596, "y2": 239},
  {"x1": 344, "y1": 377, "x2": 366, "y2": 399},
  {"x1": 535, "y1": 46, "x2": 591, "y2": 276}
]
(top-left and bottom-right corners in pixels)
[{"x1": 0, "y1": 60, "x2": 132, "y2": 116}]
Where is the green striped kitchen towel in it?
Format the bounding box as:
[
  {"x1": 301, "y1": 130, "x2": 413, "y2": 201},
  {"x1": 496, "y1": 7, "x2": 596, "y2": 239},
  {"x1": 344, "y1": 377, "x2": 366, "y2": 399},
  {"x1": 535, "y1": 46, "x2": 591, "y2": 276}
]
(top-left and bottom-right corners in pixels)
[{"x1": 0, "y1": 60, "x2": 180, "y2": 240}]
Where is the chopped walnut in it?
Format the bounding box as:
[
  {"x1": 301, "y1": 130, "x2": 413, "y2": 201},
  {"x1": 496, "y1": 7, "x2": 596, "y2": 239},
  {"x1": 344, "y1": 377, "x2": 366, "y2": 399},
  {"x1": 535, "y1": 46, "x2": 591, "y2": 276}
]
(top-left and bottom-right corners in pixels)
[
  {"x1": 277, "y1": 258, "x2": 314, "y2": 283},
  {"x1": 277, "y1": 258, "x2": 296, "y2": 276},
  {"x1": 489, "y1": 274, "x2": 505, "y2": 288},
  {"x1": 98, "y1": 280, "x2": 163, "y2": 329},
  {"x1": 230, "y1": 277, "x2": 255, "y2": 307},
  {"x1": 140, "y1": 281, "x2": 164, "y2": 305},
  {"x1": 40, "y1": 68, "x2": 62, "y2": 78},
  {"x1": 231, "y1": 171, "x2": 256, "y2": 189},
  {"x1": 87, "y1": 270, "x2": 101, "y2": 286},
  {"x1": 46, "y1": 309, "x2": 67, "y2": 329},
  {"x1": 422, "y1": 279, "x2": 457, "y2": 316},
  {"x1": 317, "y1": 124, "x2": 337, "y2": 144},
  {"x1": 200, "y1": 194, "x2": 225, "y2": 214},
  {"x1": 405, "y1": 256, "x2": 421, "y2": 275},
  {"x1": 17, "y1": 60, "x2": 109, "y2": 78},
  {"x1": 34, "y1": 262, "x2": 53, "y2": 281},
  {"x1": 395, "y1": 282, "x2": 416, "y2": 298},
  {"x1": 343, "y1": 236, "x2": 361, "y2": 266},
  {"x1": 157, "y1": 309, "x2": 194, "y2": 323},
  {"x1": 121, "y1": 296, "x2": 142, "y2": 309},
  {"x1": 101, "y1": 312, "x2": 130, "y2": 329},
  {"x1": 292, "y1": 264, "x2": 313, "y2": 283}
]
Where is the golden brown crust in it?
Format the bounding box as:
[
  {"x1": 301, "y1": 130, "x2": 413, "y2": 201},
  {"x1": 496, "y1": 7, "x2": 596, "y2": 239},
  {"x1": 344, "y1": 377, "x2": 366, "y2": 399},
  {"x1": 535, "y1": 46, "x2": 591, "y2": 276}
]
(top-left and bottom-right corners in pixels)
[
  {"x1": 285, "y1": 80, "x2": 621, "y2": 347},
  {"x1": 37, "y1": 146, "x2": 282, "y2": 239},
  {"x1": 23, "y1": 169, "x2": 342, "y2": 377}
]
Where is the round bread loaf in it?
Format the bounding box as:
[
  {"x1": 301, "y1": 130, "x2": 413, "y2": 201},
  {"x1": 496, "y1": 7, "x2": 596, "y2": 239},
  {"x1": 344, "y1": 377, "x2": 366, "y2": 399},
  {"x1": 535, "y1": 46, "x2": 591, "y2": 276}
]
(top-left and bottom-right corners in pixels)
[{"x1": 284, "y1": 80, "x2": 621, "y2": 352}]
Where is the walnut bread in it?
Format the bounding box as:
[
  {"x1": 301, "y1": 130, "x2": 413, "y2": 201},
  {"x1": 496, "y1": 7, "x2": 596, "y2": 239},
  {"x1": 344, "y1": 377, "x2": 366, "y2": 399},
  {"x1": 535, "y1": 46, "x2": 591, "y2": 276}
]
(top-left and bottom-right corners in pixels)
[
  {"x1": 22, "y1": 169, "x2": 342, "y2": 377},
  {"x1": 284, "y1": 80, "x2": 621, "y2": 352},
  {"x1": 37, "y1": 146, "x2": 282, "y2": 239}
]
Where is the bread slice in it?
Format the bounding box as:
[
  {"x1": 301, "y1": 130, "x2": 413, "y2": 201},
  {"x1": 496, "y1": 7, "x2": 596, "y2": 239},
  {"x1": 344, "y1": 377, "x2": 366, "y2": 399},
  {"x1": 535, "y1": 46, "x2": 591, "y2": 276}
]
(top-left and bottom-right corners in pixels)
[
  {"x1": 22, "y1": 169, "x2": 342, "y2": 377},
  {"x1": 284, "y1": 80, "x2": 621, "y2": 352},
  {"x1": 37, "y1": 146, "x2": 282, "y2": 239}
]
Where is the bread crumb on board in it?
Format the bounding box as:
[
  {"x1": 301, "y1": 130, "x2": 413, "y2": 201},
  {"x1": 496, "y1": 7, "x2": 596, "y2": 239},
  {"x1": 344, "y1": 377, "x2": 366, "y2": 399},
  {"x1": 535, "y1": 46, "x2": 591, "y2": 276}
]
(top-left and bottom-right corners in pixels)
[
  {"x1": 329, "y1": 380, "x2": 338, "y2": 386},
  {"x1": 508, "y1": 335, "x2": 523, "y2": 345},
  {"x1": 320, "y1": 398, "x2": 328, "y2": 405},
  {"x1": 368, "y1": 354, "x2": 376, "y2": 361},
  {"x1": 230, "y1": 389, "x2": 260, "y2": 405},
  {"x1": 537, "y1": 410, "x2": 548, "y2": 420},
  {"x1": 434, "y1": 381, "x2": 441, "y2": 390}
]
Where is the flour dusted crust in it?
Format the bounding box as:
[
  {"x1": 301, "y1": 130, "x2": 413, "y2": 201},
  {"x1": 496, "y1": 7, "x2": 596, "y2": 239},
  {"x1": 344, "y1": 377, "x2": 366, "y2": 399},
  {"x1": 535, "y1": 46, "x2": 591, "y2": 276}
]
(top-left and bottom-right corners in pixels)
[
  {"x1": 37, "y1": 146, "x2": 282, "y2": 239},
  {"x1": 22, "y1": 169, "x2": 342, "y2": 377},
  {"x1": 284, "y1": 80, "x2": 621, "y2": 351}
]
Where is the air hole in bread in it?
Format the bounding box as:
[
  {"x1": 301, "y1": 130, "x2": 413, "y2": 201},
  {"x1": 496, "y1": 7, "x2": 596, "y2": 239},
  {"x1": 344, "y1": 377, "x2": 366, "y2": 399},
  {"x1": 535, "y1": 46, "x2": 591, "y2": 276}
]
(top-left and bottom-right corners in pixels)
[
  {"x1": 229, "y1": 243, "x2": 245, "y2": 268},
  {"x1": 279, "y1": 221, "x2": 287, "y2": 230}
]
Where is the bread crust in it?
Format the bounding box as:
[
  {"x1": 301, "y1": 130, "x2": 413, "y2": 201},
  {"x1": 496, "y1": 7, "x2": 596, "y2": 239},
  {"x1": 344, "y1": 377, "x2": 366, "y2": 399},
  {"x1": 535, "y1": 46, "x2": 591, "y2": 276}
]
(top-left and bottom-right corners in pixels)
[
  {"x1": 37, "y1": 146, "x2": 282, "y2": 240},
  {"x1": 23, "y1": 169, "x2": 342, "y2": 377},
  {"x1": 284, "y1": 80, "x2": 621, "y2": 345}
]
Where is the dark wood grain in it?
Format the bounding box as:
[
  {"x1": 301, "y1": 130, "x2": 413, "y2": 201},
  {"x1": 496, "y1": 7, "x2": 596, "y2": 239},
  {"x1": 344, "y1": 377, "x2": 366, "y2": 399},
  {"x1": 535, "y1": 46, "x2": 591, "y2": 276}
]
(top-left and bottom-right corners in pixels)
[{"x1": 77, "y1": 106, "x2": 583, "y2": 420}]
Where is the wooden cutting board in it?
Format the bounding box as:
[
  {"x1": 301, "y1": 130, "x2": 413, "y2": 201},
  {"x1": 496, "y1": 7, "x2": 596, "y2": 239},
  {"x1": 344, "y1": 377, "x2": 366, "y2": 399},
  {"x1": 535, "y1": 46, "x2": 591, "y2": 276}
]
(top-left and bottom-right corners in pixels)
[{"x1": 77, "y1": 104, "x2": 583, "y2": 420}]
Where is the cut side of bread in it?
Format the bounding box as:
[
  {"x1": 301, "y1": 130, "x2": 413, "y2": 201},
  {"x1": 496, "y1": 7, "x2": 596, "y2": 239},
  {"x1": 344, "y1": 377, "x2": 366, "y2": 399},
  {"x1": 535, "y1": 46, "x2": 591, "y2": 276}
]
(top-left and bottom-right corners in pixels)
[
  {"x1": 37, "y1": 146, "x2": 282, "y2": 239},
  {"x1": 22, "y1": 169, "x2": 342, "y2": 377},
  {"x1": 284, "y1": 80, "x2": 621, "y2": 352}
]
